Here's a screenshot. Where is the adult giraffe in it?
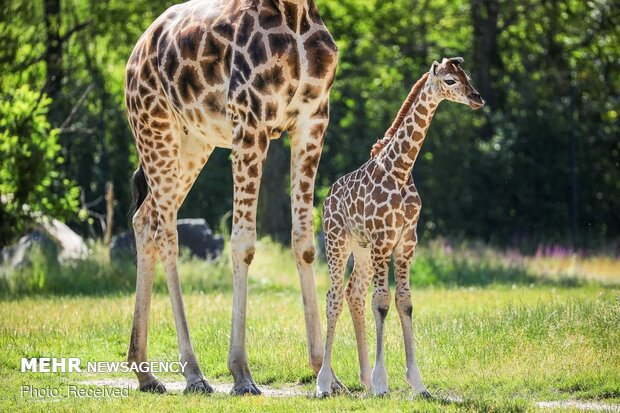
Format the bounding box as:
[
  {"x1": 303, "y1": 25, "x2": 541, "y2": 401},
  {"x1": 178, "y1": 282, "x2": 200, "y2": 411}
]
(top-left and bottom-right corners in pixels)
[{"x1": 124, "y1": 0, "x2": 338, "y2": 395}]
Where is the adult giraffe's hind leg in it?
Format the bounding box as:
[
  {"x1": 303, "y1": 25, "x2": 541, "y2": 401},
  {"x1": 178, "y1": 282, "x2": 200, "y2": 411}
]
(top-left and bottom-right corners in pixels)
[
  {"x1": 129, "y1": 121, "x2": 213, "y2": 394},
  {"x1": 128, "y1": 194, "x2": 166, "y2": 393},
  {"x1": 155, "y1": 208, "x2": 212, "y2": 394},
  {"x1": 159, "y1": 135, "x2": 214, "y2": 394}
]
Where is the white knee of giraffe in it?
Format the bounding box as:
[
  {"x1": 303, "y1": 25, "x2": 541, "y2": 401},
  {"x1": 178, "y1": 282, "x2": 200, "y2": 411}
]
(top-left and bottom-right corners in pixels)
[
  {"x1": 230, "y1": 227, "x2": 257, "y2": 267},
  {"x1": 291, "y1": 231, "x2": 316, "y2": 265},
  {"x1": 371, "y1": 290, "x2": 391, "y2": 316},
  {"x1": 394, "y1": 293, "x2": 412, "y2": 317}
]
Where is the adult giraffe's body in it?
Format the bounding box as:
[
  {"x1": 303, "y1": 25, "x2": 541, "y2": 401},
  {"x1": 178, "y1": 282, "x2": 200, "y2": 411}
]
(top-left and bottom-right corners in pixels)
[{"x1": 125, "y1": 0, "x2": 338, "y2": 395}]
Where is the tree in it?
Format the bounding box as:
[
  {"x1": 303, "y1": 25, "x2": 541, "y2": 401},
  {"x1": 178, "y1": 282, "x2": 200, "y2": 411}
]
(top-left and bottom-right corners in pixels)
[
  {"x1": 0, "y1": 0, "x2": 617, "y2": 249},
  {"x1": 0, "y1": 86, "x2": 79, "y2": 246}
]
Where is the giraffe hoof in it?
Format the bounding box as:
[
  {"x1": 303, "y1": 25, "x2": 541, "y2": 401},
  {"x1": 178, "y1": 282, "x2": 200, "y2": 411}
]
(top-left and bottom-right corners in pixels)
[
  {"x1": 330, "y1": 375, "x2": 349, "y2": 395},
  {"x1": 139, "y1": 379, "x2": 166, "y2": 394},
  {"x1": 417, "y1": 390, "x2": 433, "y2": 400},
  {"x1": 315, "y1": 388, "x2": 331, "y2": 399},
  {"x1": 230, "y1": 381, "x2": 261, "y2": 396},
  {"x1": 184, "y1": 378, "x2": 213, "y2": 394},
  {"x1": 330, "y1": 368, "x2": 349, "y2": 394}
]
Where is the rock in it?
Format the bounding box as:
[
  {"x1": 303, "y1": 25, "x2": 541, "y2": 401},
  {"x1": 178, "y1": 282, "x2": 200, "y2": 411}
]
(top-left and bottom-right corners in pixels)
[
  {"x1": 1, "y1": 231, "x2": 59, "y2": 268},
  {"x1": 109, "y1": 232, "x2": 135, "y2": 259},
  {"x1": 1, "y1": 218, "x2": 86, "y2": 267},
  {"x1": 38, "y1": 218, "x2": 88, "y2": 260},
  {"x1": 316, "y1": 230, "x2": 326, "y2": 260},
  {"x1": 111, "y1": 218, "x2": 224, "y2": 260},
  {"x1": 176, "y1": 218, "x2": 224, "y2": 259}
]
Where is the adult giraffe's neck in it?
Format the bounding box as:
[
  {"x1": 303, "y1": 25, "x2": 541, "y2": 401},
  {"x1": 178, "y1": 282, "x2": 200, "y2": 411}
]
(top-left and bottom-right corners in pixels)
[{"x1": 380, "y1": 78, "x2": 440, "y2": 187}]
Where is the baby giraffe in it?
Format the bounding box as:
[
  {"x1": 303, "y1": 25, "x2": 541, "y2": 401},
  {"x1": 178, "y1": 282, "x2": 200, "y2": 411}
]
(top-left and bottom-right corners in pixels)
[{"x1": 316, "y1": 58, "x2": 484, "y2": 397}]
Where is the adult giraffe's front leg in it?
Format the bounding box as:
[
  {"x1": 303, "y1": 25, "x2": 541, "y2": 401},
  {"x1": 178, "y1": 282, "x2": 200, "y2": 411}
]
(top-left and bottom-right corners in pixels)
[
  {"x1": 290, "y1": 106, "x2": 347, "y2": 392},
  {"x1": 228, "y1": 124, "x2": 270, "y2": 396}
]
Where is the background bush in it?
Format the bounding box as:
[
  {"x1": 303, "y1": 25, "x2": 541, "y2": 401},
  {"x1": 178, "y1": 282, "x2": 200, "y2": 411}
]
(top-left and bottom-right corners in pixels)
[{"x1": 0, "y1": 0, "x2": 618, "y2": 251}]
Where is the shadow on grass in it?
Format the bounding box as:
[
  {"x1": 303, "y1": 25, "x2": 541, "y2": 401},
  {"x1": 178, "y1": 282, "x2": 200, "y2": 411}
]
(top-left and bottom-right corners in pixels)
[
  {"x1": 429, "y1": 394, "x2": 528, "y2": 413},
  {"x1": 406, "y1": 244, "x2": 593, "y2": 289}
]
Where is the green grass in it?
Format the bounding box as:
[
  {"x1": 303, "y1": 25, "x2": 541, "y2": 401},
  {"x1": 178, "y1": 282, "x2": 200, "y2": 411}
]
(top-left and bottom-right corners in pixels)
[
  {"x1": 0, "y1": 238, "x2": 607, "y2": 297},
  {"x1": 0, "y1": 239, "x2": 619, "y2": 412}
]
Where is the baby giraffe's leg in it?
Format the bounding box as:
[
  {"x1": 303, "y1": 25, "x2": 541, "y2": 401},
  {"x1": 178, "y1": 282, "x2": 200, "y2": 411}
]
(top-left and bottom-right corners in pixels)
[
  {"x1": 316, "y1": 229, "x2": 350, "y2": 397},
  {"x1": 393, "y1": 226, "x2": 430, "y2": 397},
  {"x1": 371, "y1": 251, "x2": 392, "y2": 396},
  {"x1": 346, "y1": 247, "x2": 374, "y2": 393}
]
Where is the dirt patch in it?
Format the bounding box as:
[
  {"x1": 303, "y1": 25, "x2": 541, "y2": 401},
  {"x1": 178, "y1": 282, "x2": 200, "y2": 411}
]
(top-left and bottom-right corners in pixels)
[
  {"x1": 81, "y1": 379, "x2": 620, "y2": 411},
  {"x1": 80, "y1": 378, "x2": 308, "y2": 397},
  {"x1": 536, "y1": 400, "x2": 620, "y2": 412}
]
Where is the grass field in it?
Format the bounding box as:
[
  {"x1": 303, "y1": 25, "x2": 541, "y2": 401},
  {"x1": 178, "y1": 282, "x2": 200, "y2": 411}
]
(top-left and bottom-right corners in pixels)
[{"x1": 1, "y1": 239, "x2": 619, "y2": 412}]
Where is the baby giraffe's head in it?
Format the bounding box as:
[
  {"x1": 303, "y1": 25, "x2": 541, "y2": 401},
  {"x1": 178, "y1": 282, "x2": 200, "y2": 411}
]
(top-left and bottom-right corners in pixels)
[{"x1": 429, "y1": 57, "x2": 485, "y2": 110}]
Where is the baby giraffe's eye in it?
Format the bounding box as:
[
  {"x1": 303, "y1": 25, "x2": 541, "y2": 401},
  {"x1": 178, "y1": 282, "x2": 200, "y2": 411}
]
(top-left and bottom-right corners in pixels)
[{"x1": 444, "y1": 79, "x2": 456, "y2": 86}]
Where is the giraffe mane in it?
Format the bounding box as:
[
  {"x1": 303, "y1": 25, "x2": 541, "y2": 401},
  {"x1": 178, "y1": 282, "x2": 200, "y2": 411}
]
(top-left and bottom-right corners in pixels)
[{"x1": 370, "y1": 71, "x2": 430, "y2": 158}]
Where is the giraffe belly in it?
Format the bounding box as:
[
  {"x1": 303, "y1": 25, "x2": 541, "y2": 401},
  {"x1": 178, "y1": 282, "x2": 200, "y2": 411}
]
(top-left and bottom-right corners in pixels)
[
  {"x1": 177, "y1": 107, "x2": 234, "y2": 148},
  {"x1": 175, "y1": 85, "x2": 299, "y2": 149}
]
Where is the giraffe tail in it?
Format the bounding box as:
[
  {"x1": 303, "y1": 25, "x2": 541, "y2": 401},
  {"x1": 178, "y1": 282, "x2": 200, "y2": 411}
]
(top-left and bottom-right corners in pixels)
[
  {"x1": 130, "y1": 166, "x2": 148, "y2": 220},
  {"x1": 128, "y1": 166, "x2": 148, "y2": 261}
]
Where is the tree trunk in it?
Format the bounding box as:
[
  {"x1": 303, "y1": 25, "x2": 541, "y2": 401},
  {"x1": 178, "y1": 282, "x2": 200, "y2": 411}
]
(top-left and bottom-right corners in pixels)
[
  {"x1": 43, "y1": 0, "x2": 63, "y2": 100},
  {"x1": 257, "y1": 136, "x2": 292, "y2": 244},
  {"x1": 104, "y1": 182, "x2": 114, "y2": 246},
  {"x1": 470, "y1": 0, "x2": 507, "y2": 139}
]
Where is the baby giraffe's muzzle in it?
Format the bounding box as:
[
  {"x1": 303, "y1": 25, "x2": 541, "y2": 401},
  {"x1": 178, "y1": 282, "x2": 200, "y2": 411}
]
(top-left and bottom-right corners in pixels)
[{"x1": 468, "y1": 92, "x2": 485, "y2": 109}]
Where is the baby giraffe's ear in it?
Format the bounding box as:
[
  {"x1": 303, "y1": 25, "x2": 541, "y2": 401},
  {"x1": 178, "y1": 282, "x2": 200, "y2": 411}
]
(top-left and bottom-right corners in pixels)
[{"x1": 431, "y1": 60, "x2": 440, "y2": 75}]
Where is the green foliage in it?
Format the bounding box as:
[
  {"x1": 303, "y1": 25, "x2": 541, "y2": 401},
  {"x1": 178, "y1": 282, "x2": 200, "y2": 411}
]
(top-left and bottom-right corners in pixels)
[
  {"x1": 0, "y1": 0, "x2": 618, "y2": 249},
  {"x1": 0, "y1": 86, "x2": 79, "y2": 245},
  {"x1": 315, "y1": 0, "x2": 620, "y2": 248}
]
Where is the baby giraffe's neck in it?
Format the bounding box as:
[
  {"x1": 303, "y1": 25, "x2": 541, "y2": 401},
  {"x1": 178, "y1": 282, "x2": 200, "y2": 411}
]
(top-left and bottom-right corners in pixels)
[{"x1": 379, "y1": 77, "x2": 441, "y2": 187}]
